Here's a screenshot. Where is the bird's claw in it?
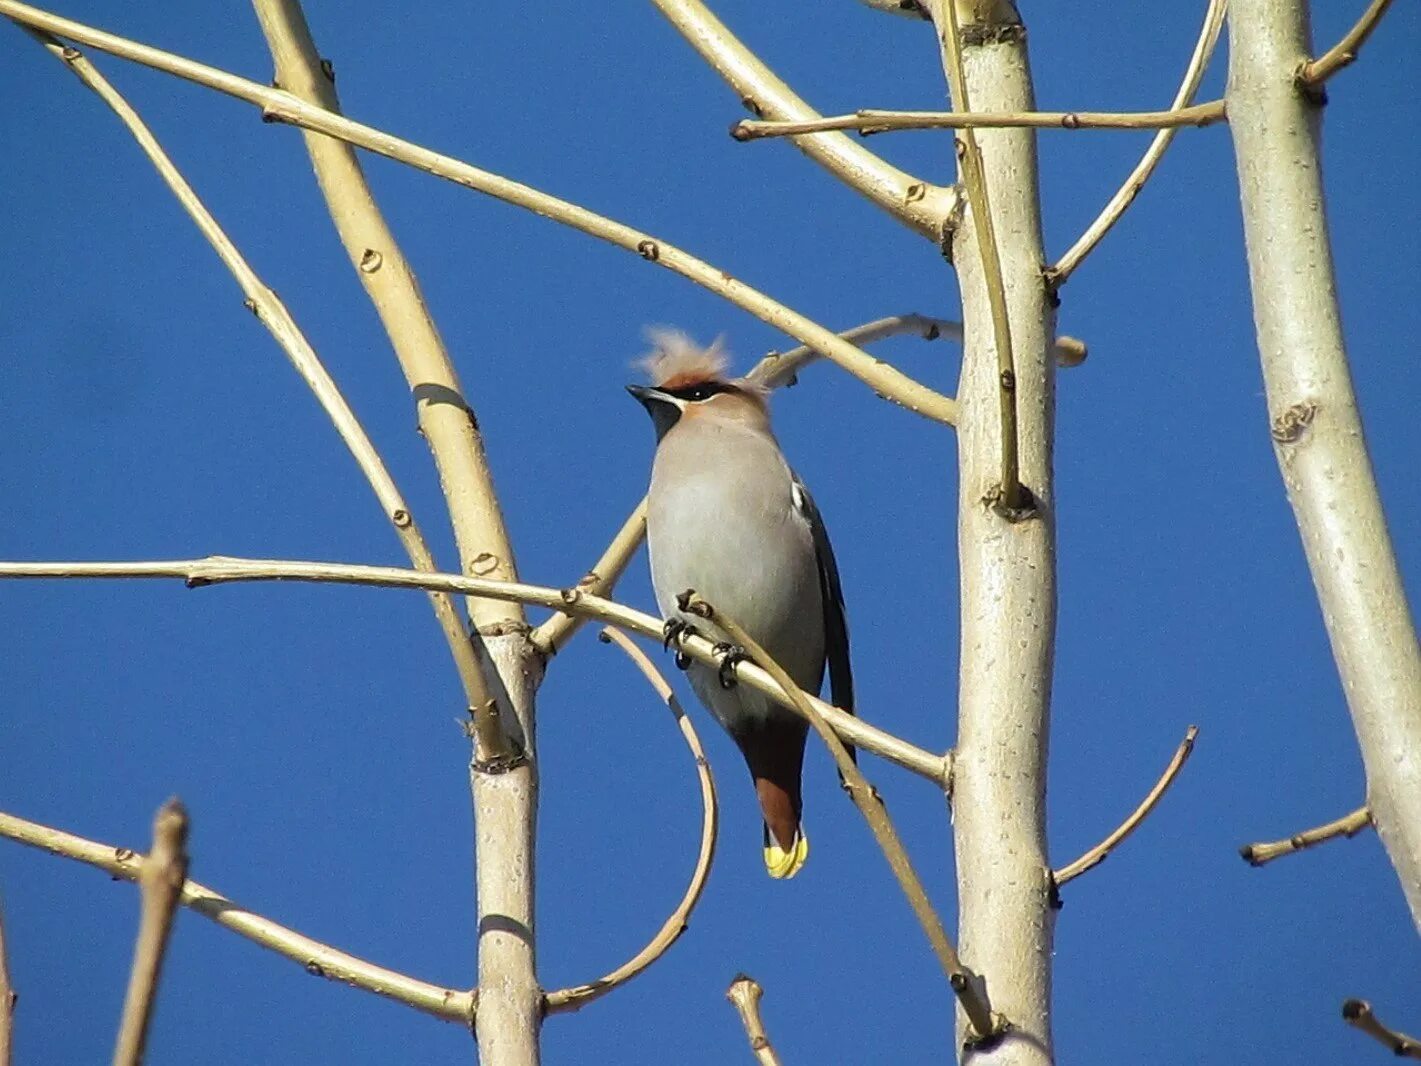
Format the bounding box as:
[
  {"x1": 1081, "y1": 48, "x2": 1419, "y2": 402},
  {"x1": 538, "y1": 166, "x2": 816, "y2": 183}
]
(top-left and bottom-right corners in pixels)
[
  {"x1": 662, "y1": 618, "x2": 699, "y2": 671},
  {"x1": 713, "y1": 642, "x2": 748, "y2": 689}
]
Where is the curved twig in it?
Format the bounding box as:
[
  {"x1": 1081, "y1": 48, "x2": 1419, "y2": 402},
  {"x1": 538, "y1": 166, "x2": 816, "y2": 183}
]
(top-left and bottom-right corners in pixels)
[
  {"x1": 1239, "y1": 805, "x2": 1372, "y2": 867},
  {"x1": 726, "y1": 975, "x2": 783, "y2": 1066},
  {"x1": 733, "y1": 100, "x2": 1226, "y2": 139},
  {"x1": 651, "y1": 0, "x2": 955, "y2": 237},
  {"x1": 0, "y1": 809, "x2": 473, "y2": 1024},
  {"x1": 544, "y1": 628, "x2": 718, "y2": 1014},
  {"x1": 1300, "y1": 0, "x2": 1394, "y2": 84},
  {"x1": 21, "y1": 27, "x2": 510, "y2": 762},
  {"x1": 1050, "y1": 0, "x2": 1227, "y2": 286},
  {"x1": 114, "y1": 799, "x2": 189, "y2": 1066},
  {"x1": 1053, "y1": 726, "x2": 1199, "y2": 887},
  {"x1": 679, "y1": 593, "x2": 1000, "y2": 1046},
  {"x1": 1342, "y1": 999, "x2": 1421, "y2": 1059},
  {"x1": 0, "y1": 0, "x2": 958, "y2": 427},
  {"x1": 0, "y1": 556, "x2": 950, "y2": 785}
]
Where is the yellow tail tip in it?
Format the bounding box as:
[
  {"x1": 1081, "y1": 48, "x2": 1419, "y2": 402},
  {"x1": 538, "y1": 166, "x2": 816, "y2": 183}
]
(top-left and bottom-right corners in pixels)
[{"x1": 764, "y1": 830, "x2": 809, "y2": 879}]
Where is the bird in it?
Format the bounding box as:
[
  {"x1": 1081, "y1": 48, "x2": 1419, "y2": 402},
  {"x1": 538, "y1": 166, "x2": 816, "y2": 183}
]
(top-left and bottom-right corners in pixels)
[{"x1": 627, "y1": 329, "x2": 854, "y2": 879}]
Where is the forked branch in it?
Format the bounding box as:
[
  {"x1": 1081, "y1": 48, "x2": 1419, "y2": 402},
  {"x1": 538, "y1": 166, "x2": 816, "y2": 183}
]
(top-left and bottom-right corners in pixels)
[
  {"x1": 1299, "y1": 0, "x2": 1394, "y2": 84},
  {"x1": 0, "y1": 0, "x2": 957, "y2": 426},
  {"x1": 543, "y1": 629, "x2": 718, "y2": 1014},
  {"x1": 1342, "y1": 999, "x2": 1421, "y2": 1060},
  {"x1": 1054, "y1": 726, "x2": 1199, "y2": 887},
  {"x1": 650, "y1": 0, "x2": 956, "y2": 237},
  {"x1": 679, "y1": 593, "x2": 1001, "y2": 1047},
  {"x1": 113, "y1": 799, "x2": 189, "y2": 1066},
  {"x1": 1239, "y1": 806, "x2": 1372, "y2": 867},
  {"x1": 726, "y1": 975, "x2": 783, "y2": 1066},
  {"x1": 0, "y1": 809, "x2": 473, "y2": 1023}
]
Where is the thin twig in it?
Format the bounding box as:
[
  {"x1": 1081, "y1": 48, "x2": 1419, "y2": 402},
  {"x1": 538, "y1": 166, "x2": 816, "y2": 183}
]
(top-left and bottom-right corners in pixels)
[
  {"x1": 0, "y1": 808, "x2": 473, "y2": 1024},
  {"x1": 1300, "y1": 0, "x2": 1394, "y2": 84},
  {"x1": 1239, "y1": 805, "x2": 1372, "y2": 867},
  {"x1": 22, "y1": 28, "x2": 511, "y2": 763},
  {"x1": 113, "y1": 799, "x2": 189, "y2": 1066},
  {"x1": 733, "y1": 100, "x2": 1226, "y2": 139},
  {"x1": 679, "y1": 593, "x2": 1000, "y2": 1045},
  {"x1": 0, "y1": 557, "x2": 950, "y2": 785},
  {"x1": 544, "y1": 628, "x2": 718, "y2": 1014},
  {"x1": 650, "y1": 0, "x2": 956, "y2": 237},
  {"x1": 1053, "y1": 726, "x2": 1199, "y2": 887},
  {"x1": 1050, "y1": 0, "x2": 1227, "y2": 285},
  {"x1": 932, "y1": 0, "x2": 1021, "y2": 511},
  {"x1": 726, "y1": 975, "x2": 782, "y2": 1066},
  {"x1": 0, "y1": 899, "x2": 14, "y2": 1066},
  {"x1": 1342, "y1": 999, "x2": 1421, "y2": 1060},
  {"x1": 0, "y1": 0, "x2": 958, "y2": 427},
  {"x1": 530, "y1": 312, "x2": 973, "y2": 657}
]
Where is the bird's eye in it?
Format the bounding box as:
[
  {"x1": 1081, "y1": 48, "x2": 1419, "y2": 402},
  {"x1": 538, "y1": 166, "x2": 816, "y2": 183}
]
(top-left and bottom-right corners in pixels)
[{"x1": 684, "y1": 386, "x2": 712, "y2": 402}]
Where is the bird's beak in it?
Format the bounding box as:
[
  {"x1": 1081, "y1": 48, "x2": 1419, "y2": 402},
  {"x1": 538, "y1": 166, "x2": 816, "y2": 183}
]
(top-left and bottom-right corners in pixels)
[{"x1": 625, "y1": 384, "x2": 667, "y2": 409}]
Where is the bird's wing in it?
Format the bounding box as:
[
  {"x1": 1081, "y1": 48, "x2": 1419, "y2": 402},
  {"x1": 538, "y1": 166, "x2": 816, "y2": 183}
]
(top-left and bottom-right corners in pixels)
[{"x1": 790, "y1": 475, "x2": 856, "y2": 755}]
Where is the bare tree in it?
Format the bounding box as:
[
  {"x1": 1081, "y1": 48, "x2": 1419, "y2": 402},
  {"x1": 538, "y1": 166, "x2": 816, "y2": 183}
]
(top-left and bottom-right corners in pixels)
[{"x1": 0, "y1": 1, "x2": 1413, "y2": 1063}]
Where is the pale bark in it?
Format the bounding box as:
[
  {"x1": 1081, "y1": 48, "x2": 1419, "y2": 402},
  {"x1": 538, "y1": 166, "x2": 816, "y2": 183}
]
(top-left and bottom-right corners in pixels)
[
  {"x1": 251, "y1": 3, "x2": 543, "y2": 1057},
  {"x1": 931, "y1": 1, "x2": 1056, "y2": 1060},
  {"x1": 1227, "y1": 0, "x2": 1421, "y2": 928}
]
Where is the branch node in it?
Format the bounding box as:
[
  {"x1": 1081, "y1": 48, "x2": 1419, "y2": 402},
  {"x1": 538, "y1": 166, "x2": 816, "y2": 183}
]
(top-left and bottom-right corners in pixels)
[
  {"x1": 358, "y1": 248, "x2": 383, "y2": 273},
  {"x1": 636, "y1": 239, "x2": 661, "y2": 262},
  {"x1": 986, "y1": 483, "x2": 1038, "y2": 523},
  {"x1": 1270, "y1": 401, "x2": 1318, "y2": 444}
]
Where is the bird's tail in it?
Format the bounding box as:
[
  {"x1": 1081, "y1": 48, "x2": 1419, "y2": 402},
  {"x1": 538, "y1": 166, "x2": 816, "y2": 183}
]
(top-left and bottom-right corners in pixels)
[
  {"x1": 763, "y1": 822, "x2": 809, "y2": 879},
  {"x1": 756, "y1": 774, "x2": 808, "y2": 879}
]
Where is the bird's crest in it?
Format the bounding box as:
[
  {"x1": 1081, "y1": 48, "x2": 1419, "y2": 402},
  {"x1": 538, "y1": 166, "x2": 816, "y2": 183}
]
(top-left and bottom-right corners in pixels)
[{"x1": 637, "y1": 328, "x2": 731, "y2": 391}]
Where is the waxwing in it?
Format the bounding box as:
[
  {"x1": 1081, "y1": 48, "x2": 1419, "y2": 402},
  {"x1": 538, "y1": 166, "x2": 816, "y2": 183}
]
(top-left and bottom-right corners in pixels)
[{"x1": 627, "y1": 329, "x2": 854, "y2": 879}]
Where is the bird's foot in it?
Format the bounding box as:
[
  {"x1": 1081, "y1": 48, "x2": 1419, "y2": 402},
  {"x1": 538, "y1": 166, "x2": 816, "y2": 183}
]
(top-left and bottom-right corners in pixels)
[
  {"x1": 662, "y1": 617, "x2": 700, "y2": 670},
  {"x1": 713, "y1": 642, "x2": 749, "y2": 689}
]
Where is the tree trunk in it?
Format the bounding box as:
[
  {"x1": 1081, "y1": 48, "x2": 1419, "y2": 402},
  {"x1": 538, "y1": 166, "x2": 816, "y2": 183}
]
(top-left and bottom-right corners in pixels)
[
  {"x1": 1227, "y1": 0, "x2": 1421, "y2": 928},
  {"x1": 933, "y1": 2, "x2": 1058, "y2": 1060}
]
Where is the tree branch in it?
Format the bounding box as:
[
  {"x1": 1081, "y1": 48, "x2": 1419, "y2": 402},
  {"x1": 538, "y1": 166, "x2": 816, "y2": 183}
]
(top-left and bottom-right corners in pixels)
[
  {"x1": 931, "y1": 2, "x2": 1059, "y2": 1057},
  {"x1": 20, "y1": 26, "x2": 513, "y2": 764},
  {"x1": 543, "y1": 629, "x2": 718, "y2": 1014},
  {"x1": 650, "y1": 0, "x2": 957, "y2": 238},
  {"x1": 726, "y1": 975, "x2": 782, "y2": 1066},
  {"x1": 0, "y1": 556, "x2": 950, "y2": 785},
  {"x1": 1342, "y1": 999, "x2": 1421, "y2": 1060},
  {"x1": 1239, "y1": 805, "x2": 1372, "y2": 867},
  {"x1": 931, "y1": 0, "x2": 1022, "y2": 512},
  {"x1": 1228, "y1": 0, "x2": 1421, "y2": 929},
  {"x1": 1049, "y1": 0, "x2": 1227, "y2": 286},
  {"x1": 680, "y1": 593, "x2": 1001, "y2": 1047},
  {"x1": 113, "y1": 799, "x2": 188, "y2": 1066},
  {"x1": 246, "y1": 4, "x2": 541, "y2": 1057},
  {"x1": 1053, "y1": 726, "x2": 1199, "y2": 887},
  {"x1": 0, "y1": 898, "x2": 13, "y2": 1066},
  {"x1": 1299, "y1": 0, "x2": 1394, "y2": 84},
  {"x1": 0, "y1": 0, "x2": 957, "y2": 427},
  {"x1": 0, "y1": 809, "x2": 473, "y2": 1024},
  {"x1": 733, "y1": 100, "x2": 1226, "y2": 139}
]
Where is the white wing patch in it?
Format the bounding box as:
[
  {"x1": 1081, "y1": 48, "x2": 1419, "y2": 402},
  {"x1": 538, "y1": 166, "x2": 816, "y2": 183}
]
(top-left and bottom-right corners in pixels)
[{"x1": 790, "y1": 478, "x2": 810, "y2": 521}]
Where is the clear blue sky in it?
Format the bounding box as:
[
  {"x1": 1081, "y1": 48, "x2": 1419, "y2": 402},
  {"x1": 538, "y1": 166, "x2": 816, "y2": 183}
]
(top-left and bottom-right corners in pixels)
[{"x1": 2, "y1": 3, "x2": 1418, "y2": 1063}]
